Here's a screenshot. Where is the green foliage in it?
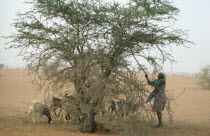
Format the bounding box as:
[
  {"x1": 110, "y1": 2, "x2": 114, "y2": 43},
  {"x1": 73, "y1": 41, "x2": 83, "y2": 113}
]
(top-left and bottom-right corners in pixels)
[
  {"x1": 0, "y1": 64, "x2": 5, "y2": 69},
  {"x1": 8, "y1": 0, "x2": 189, "y2": 71}
]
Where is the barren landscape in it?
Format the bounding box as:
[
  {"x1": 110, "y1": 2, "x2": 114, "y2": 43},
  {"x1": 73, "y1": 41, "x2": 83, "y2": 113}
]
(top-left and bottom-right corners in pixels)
[{"x1": 0, "y1": 69, "x2": 210, "y2": 136}]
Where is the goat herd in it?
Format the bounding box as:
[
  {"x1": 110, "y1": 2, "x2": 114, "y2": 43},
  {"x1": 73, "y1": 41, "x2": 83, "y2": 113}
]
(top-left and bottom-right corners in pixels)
[{"x1": 25, "y1": 94, "x2": 140, "y2": 124}]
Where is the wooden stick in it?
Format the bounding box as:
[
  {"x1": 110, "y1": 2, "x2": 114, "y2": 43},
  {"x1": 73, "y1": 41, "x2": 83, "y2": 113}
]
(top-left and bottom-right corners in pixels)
[{"x1": 130, "y1": 50, "x2": 147, "y2": 75}]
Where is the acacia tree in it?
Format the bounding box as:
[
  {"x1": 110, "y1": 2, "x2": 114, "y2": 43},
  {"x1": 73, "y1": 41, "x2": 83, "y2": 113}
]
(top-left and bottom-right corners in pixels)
[{"x1": 7, "y1": 0, "x2": 189, "y2": 133}]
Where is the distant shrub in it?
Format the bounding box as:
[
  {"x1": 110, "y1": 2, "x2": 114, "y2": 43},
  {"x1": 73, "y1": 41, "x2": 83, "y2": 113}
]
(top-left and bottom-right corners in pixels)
[
  {"x1": 198, "y1": 65, "x2": 210, "y2": 90},
  {"x1": 26, "y1": 63, "x2": 36, "y2": 70},
  {"x1": 0, "y1": 64, "x2": 5, "y2": 69}
]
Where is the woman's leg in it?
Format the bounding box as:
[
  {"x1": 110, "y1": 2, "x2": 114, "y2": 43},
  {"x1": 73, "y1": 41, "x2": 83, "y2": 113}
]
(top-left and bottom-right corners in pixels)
[{"x1": 155, "y1": 111, "x2": 163, "y2": 128}]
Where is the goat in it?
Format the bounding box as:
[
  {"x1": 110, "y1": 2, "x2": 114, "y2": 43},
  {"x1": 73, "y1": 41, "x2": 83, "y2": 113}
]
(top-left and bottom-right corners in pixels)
[
  {"x1": 49, "y1": 94, "x2": 75, "y2": 119},
  {"x1": 63, "y1": 94, "x2": 76, "y2": 101},
  {"x1": 100, "y1": 97, "x2": 117, "y2": 121},
  {"x1": 59, "y1": 97, "x2": 83, "y2": 123},
  {"x1": 101, "y1": 97, "x2": 142, "y2": 120},
  {"x1": 26, "y1": 100, "x2": 52, "y2": 124},
  {"x1": 49, "y1": 97, "x2": 62, "y2": 117},
  {"x1": 115, "y1": 100, "x2": 142, "y2": 117}
]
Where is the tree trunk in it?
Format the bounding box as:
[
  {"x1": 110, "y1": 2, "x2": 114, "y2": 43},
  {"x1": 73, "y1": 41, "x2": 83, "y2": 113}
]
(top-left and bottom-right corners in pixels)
[{"x1": 82, "y1": 111, "x2": 96, "y2": 133}]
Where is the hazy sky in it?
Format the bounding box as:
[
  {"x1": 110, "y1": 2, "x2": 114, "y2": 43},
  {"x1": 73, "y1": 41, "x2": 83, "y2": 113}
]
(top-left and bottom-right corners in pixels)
[{"x1": 0, "y1": 0, "x2": 210, "y2": 73}]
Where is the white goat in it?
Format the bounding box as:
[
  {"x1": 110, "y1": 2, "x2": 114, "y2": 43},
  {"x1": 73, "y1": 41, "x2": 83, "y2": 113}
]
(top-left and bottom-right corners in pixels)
[{"x1": 26, "y1": 100, "x2": 52, "y2": 124}]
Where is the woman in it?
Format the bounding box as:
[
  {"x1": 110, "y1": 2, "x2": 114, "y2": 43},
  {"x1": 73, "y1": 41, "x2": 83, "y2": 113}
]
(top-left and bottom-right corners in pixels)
[{"x1": 145, "y1": 73, "x2": 166, "y2": 128}]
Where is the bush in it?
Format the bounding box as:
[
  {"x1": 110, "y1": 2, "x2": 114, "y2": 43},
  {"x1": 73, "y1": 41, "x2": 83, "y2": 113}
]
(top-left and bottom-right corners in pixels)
[
  {"x1": 198, "y1": 65, "x2": 210, "y2": 90},
  {"x1": 26, "y1": 63, "x2": 36, "y2": 70},
  {"x1": 0, "y1": 64, "x2": 5, "y2": 69}
]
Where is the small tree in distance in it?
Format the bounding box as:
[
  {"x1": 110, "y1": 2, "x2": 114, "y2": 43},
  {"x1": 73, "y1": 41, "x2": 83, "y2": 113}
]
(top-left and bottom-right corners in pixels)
[
  {"x1": 198, "y1": 65, "x2": 210, "y2": 90},
  {"x1": 26, "y1": 63, "x2": 37, "y2": 70},
  {"x1": 0, "y1": 64, "x2": 5, "y2": 69},
  {"x1": 6, "y1": 0, "x2": 191, "y2": 134}
]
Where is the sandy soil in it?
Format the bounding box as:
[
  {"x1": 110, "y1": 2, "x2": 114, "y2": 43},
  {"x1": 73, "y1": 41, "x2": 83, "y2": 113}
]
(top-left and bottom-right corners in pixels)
[{"x1": 0, "y1": 69, "x2": 210, "y2": 136}]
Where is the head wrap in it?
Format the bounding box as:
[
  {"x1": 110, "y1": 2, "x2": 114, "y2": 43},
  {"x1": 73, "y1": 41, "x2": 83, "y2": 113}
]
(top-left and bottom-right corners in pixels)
[{"x1": 158, "y1": 72, "x2": 166, "y2": 80}]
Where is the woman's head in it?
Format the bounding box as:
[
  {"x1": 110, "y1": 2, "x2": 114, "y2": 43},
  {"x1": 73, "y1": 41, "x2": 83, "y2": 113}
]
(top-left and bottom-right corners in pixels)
[{"x1": 158, "y1": 72, "x2": 166, "y2": 80}]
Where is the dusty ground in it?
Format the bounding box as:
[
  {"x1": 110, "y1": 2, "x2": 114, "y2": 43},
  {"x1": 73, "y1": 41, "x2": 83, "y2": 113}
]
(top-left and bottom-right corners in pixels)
[{"x1": 0, "y1": 69, "x2": 210, "y2": 136}]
